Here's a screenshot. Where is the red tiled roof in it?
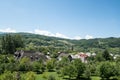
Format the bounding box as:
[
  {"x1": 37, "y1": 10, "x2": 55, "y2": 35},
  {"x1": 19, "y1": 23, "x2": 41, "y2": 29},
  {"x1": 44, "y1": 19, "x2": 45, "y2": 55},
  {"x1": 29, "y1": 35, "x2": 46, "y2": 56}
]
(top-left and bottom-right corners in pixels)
[{"x1": 80, "y1": 54, "x2": 88, "y2": 57}]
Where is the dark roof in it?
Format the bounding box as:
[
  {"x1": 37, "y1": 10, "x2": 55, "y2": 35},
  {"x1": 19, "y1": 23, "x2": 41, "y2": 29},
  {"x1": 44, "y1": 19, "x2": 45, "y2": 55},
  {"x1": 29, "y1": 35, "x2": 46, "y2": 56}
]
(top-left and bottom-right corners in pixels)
[
  {"x1": 58, "y1": 52, "x2": 69, "y2": 58},
  {"x1": 14, "y1": 50, "x2": 47, "y2": 61}
]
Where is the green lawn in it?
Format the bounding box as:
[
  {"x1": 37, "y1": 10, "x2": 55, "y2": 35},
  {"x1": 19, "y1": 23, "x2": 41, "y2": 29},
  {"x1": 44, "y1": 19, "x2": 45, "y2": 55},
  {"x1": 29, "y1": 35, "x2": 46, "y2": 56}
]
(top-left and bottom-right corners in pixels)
[
  {"x1": 36, "y1": 72, "x2": 64, "y2": 80},
  {"x1": 91, "y1": 76, "x2": 101, "y2": 80},
  {"x1": 36, "y1": 72, "x2": 101, "y2": 80}
]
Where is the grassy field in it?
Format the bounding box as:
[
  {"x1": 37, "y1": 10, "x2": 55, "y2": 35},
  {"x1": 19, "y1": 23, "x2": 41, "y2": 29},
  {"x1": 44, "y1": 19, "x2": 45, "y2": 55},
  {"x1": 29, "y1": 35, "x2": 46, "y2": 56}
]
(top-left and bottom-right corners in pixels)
[
  {"x1": 36, "y1": 72, "x2": 64, "y2": 80},
  {"x1": 91, "y1": 76, "x2": 101, "y2": 80},
  {"x1": 36, "y1": 72, "x2": 101, "y2": 80}
]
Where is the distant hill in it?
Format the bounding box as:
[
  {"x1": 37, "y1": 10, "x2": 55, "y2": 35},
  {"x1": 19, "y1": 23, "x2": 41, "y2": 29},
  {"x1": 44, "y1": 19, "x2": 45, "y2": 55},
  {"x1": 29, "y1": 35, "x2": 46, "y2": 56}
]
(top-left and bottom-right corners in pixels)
[{"x1": 0, "y1": 32, "x2": 120, "y2": 53}]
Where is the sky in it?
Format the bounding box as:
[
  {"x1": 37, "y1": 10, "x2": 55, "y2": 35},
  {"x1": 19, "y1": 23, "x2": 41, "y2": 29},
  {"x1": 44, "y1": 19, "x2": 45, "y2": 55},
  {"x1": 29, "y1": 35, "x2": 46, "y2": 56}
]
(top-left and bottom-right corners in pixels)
[{"x1": 0, "y1": 0, "x2": 120, "y2": 39}]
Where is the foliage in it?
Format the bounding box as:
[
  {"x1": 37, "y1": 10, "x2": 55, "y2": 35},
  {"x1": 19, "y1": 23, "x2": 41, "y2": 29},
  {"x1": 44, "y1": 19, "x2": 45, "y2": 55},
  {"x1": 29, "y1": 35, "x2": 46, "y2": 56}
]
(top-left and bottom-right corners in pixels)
[
  {"x1": 0, "y1": 71, "x2": 16, "y2": 80},
  {"x1": 115, "y1": 56, "x2": 120, "y2": 63},
  {"x1": 56, "y1": 57, "x2": 70, "y2": 70},
  {"x1": 23, "y1": 71, "x2": 36, "y2": 80},
  {"x1": 61, "y1": 64, "x2": 76, "y2": 79},
  {"x1": 61, "y1": 59, "x2": 85, "y2": 79},
  {"x1": 48, "y1": 75, "x2": 56, "y2": 80},
  {"x1": 95, "y1": 53, "x2": 105, "y2": 62},
  {"x1": 18, "y1": 57, "x2": 32, "y2": 71},
  {"x1": 116, "y1": 62, "x2": 120, "y2": 76},
  {"x1": 42, "y1": 72, "x2": 48, "y2": 79},
  {"x1": 0, "y1": 55, "x2": 17, "y2": 73},
  {"x1": 1, "y1": 34, "x2": 24, "y2": 54},
  {"x1": 72, "y1": 59, "x2": 85, "y2": 79},
  {"x1": 32, "y1": 61, "x2": 45, "y2": 74},
  {"x1": 46, "y1": 59, "x2": 56, "y2": 72},
  {"x1": 84, "y1": 64, "x2": 91, "y2": 79},
  {"x1": 99, "y1": 62, "x2": 118, "y2": 79},
  {"x1": 102, "y1": 49, "x2": 111, "y2": 61}
]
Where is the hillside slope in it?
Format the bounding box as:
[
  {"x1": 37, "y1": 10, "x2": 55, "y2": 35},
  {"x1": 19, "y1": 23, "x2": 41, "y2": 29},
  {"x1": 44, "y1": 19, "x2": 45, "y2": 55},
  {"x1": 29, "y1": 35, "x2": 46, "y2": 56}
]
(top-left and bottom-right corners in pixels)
[{"x1": 0, "y1": 32, "x2": 120, "y2": 53}]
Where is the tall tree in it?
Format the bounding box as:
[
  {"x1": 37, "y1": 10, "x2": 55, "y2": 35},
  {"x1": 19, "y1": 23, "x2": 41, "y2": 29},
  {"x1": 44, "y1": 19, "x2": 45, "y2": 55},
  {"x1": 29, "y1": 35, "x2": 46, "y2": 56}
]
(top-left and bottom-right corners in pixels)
[
  {"x1": 102, "y1": 49, "x2": 111, "y2": 61},
  {"x1": 72, "y1": 59, "x2": 85, "y2": 79},
  {"x1": 1, "y1": 34, "x2": 15, "y2": 54},
  {"x1": 1, "y1": 34, "x2": 24, "y2": 54},
  {"x1": 1, "y1": 36, "x2": 6, "y2": 53},
  {"x1": 13, "y1": 34, "x2": 24, "y2": 49},
  {"x1": 46, "y1": 59, "x2": 56, "y2": 72},
  {"x1": 61, "y1": 64, "x2": 76, "y2": 79}
]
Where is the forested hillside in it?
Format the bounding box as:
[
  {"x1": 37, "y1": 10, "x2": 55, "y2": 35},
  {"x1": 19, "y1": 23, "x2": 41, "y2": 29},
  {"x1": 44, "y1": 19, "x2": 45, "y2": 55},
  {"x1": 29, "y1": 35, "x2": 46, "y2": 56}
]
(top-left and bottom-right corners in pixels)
[{"x1": 0, "y1": 32, "x2": 120, "y2": 54}]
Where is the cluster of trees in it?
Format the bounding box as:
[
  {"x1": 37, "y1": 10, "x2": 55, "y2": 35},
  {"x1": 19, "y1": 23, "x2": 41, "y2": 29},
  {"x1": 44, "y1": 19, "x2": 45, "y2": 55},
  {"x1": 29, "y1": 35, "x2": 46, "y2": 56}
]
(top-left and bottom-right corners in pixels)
[
  {"x1": 0, "y1": 71, "x2": 36, "y2": 80},
  {"x1": 1, "y1": 34, "x2": 24, "y2": 54},
  {"x1": 71, "y1": 37, "x2": 120, "y2": 49},
  {"x1": 59, "y1": 59, "x2": 85, "y2": 79},
  {"x1": 0, "y1": 54, "x2": 44, "y2": 80},
  {"x1": 56, "y1": 57, "x2": 120, "y2": 80},
  {"x1": 0, "y1": 52, "x2": 120, "y2": 80}
]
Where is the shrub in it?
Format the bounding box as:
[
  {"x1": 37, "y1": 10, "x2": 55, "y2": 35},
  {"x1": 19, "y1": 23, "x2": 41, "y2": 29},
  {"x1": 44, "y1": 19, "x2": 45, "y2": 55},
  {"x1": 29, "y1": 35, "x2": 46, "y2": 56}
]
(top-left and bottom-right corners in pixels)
[
  {"x1": 99, "y1": 62, "x2": 118, "y2": 79},
  {"x1": 42, "y1": 72, "x2": 48, "y2": 79},
  {"x1": 0, "y1": 71, "x2": 15, "y2": 80},
  {"x1": 48, "y1": 75, "x2": 56, "y2": 80},
  {"x1": 23, "y1": 71, "x2": 36, "y2": 80}
]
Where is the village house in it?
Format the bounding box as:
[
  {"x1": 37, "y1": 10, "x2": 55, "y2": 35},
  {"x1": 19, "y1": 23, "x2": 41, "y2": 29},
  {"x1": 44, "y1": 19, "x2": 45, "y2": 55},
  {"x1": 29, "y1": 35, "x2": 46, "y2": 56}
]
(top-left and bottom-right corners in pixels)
[
  {"x1": 91, "y1": 53, "x2": 96, "y2": 56},
  {"x1": 57, "y1": 52, "x2": 94, "y2": 63},
  {"x1": 57, "y1": 52, "x2": 72, "y2": 61},
  {"x1": 14, "y1": 50, "x2": 48, "y2": 62},
  {"x1": 73, "y1": 52, "x2": 88, "y2": 63}
]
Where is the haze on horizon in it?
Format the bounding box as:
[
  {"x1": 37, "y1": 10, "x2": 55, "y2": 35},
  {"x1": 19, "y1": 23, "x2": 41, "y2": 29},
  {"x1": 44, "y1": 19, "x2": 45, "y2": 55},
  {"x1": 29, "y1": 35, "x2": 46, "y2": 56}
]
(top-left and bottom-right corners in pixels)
[{"x1": 0, "y1": 0, "x2": 120, "y2": 39}]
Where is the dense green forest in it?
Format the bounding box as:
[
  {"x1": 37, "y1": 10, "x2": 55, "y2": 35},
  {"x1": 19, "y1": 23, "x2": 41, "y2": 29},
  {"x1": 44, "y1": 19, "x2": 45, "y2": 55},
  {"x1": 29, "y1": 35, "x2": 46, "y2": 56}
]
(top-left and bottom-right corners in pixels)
[{"x1": 0, "y1": 32, "x2": 120, "y2": 54}]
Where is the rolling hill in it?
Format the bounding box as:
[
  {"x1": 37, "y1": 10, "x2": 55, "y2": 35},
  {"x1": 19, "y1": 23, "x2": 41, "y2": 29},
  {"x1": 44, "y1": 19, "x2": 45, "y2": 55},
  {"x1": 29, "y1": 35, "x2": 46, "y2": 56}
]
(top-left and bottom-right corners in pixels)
[{"x1": 0, "y1": 32, "x2": 120, "y2": 54}]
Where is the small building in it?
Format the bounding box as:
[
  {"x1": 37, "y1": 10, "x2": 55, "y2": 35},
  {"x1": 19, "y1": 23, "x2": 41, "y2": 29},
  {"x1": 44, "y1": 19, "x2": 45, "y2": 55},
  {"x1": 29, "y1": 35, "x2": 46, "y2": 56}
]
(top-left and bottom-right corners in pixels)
[
  {"x1": 91, "y1": 53, "x2": 96, "y2": 56},
  {"x1": 14, "y1": 50, "x2": 48, "y2": 62},
  {"x1": 86, "y1": 52, "x2": 91, "y2": 57},
  {"x1": 73, "y1": 52, "x2": 88, "y2": 63},
  {"x1": 57, "y1": 52, "x2": 72, "y2": 61}
]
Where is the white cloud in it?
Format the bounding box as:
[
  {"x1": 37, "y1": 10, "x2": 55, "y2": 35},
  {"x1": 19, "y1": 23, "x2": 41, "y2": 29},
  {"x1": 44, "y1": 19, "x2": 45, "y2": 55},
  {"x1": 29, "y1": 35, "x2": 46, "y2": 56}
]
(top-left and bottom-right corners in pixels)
[
  {"x1": 85, "y1": 35, "x2": 93, "y2": 39},
  {"x1": 34, "y1": 29, "x2": 69, "y2": 39},
  {"x1": 34, "y1": 29, "x2": 54, "y2": 36},
  {"x1": 73, "y1": 36, "x2": 82, "y2": 40},
  {"x1": 32, "y1": 29, "x2": 94, "y2": 40},
  {"x1": 0, "y1": 28, "x2": 16, "y2": 33},
  {"x1": 0, "y1": 28, "x2": 94, "y2": 40},
  {"x1": 55, "y1": 33, "x2": 69, "y2": 38}
]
